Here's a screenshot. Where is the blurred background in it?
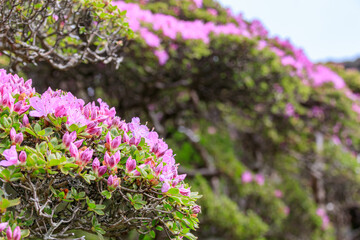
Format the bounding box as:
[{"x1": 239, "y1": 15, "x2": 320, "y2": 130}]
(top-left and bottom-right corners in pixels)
[{"x1": 3, "y1": 0, "x2": 360, "y2": 239}]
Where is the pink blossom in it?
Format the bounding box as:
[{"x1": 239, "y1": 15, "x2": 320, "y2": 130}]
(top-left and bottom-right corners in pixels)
[
  {"x1": 241, "y1": 171, "x2": 252, "y2": 183},
  {"x1": 0, "y1": 146, "x2": 18, "y2": 166},
  {"x1": 154, "y1": 50, "x2": 169, "y2": 65}
]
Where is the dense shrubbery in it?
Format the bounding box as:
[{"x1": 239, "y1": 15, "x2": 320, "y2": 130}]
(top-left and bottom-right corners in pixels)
[
  {"x1": 0, "y1": 70, "x2": 200, "y2": 240},
  {"x1": 2, "y1": 0, "x2": 360, "y2": 239}
]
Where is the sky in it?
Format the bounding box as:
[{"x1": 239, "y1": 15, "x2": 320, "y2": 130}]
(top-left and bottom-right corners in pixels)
[{"x1": 217, "y1": 0, "x2": 360, "y2": 62}]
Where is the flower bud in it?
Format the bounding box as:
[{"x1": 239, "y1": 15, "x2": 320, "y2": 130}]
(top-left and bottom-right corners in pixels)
[
  {"x1": 62, "y1": 132, "x2": 71, "y2": 148},
  {"x1": 107, "y1": 175, "x2": 119, "y2": 189},
  {"x1": 122, "y1": 132, "x2": 129, "y2": 143},
  {"x1": 69, "y1": 131, "x2": 77, "y2": 142},
  {"x1": 19, "y1": 151, "x2": 27, "y2": 163},
  {"x1": 192, "y1": 205, "x2": 201, "y2": 214},
  {"x1": 87, "y1": 121, "x2": 97, "y2": 129},
  {"x1": 80, "y1": 148, "x2": 93, "y2": 164},
  {"x1": 98, "y1": 166, "x2": 107, "y2": 177},
  {"x1": 114, "y1": 151, "x2": 120, "y2": 164},
  {"x1": 129, "y1": 137, "x2": 141, "y2": 146},
  {"x1": 6, "y1": 227, "x2": 12, "y2": 240},
  {"x1": 14, "y1": 133, "x2": 23, "y2": 145},
  {"x1": 126, "y1": 157, "x2": 136, "y2": 172},
  {"x1": 10, "y1": 128, "x2": 15, "y2": 142},
  {"x1": 13, "y1": 101, "x2": 23, "y2": 112},
  {"x1": 111, "y1": 136, "x2": 121, "y2": 149},
  {"x1": 74, "y1": 139, "x2": 84, "y2": 148},
  {"x1": 12, "y1": 226, "x2": 20, "y2": 240},
  {"x1": 22, "y1": 114, "x2": 29, "y2": 126},
  {"x1": 92, "y1": 157, "x2": 100, "y2": 172},
  {"x1": 69, "y1": 143, "x2": 79, "y2": 159},
  {"x1": 108, "y1": 156, "x2": 115, "y2": 168},
  {"x1": 105, "y1": 132, "x2": 112, "y2": 144}
]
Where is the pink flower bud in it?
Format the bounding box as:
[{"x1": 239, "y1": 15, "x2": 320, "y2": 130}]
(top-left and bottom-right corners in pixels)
[
  {"x1": 69, "y1": 143, "x2": 79, "y2": 159},
  {"x1": 104, "y1": 152, "x2": 110, "y2": 166},
  {"x1": 105, "y1": 132, "x2": 112, "y2": 144},
  {"x1": 114, "y1": 151, "x2": 120, "y2": 164},
  {"x1": 69, "y1": 131, "x2": 77, "y2": 142},
  {"x1": 87, "y1": 121, "x2": 97, "y2": 129},
  {"x1": 130, "y1": 137, "x2": 141, "y2": 146},
  {"x1": 19, "y1": 151, "x2": 27, "y2": 163},
  {"x1": 98, "y1": 166, "x2": 107, "y2": 177},
  {"x1": 80, "y1": 148, "x2": 93, "y2": 164},
  {"x1": 192, "y1": 205, "x2": 201, "y2": 214},
  {"x1": 73, "y1": 139, "x2": 84, "y2": 148},
  {"x1": 22, "y1": 114, "x2": 29, "y2": 126},
  {"x1": 161, "y1": 182, "x2": 170, "y2": 193},
  {"x1": 111, "y1": 136, "x2": 121, "y2": 149},
  {"x1": 92, "y1": 157, "x2": 100, "y2": 172},
  {"x1": 122, "y1": 132, "x2": 129, "y2": 143},
  {"x1": 108, "y1": 156, "x2": 115, "y2": 168},
  {"x1": 62, "y1": 132, "x2": 71, "y2": 148},
  {"x1": 107, "y1": 175, "x2": 119, "y2": 188},
  {"x1": 12, "y1": 226, "x2": 20, "y2": 240},
  {"x1": 87, "y1": 126, "x2": 102, "y2": 136},
  {"x1": 13, "y1": 101, "x2": 23, "y2": 112},
  {"x1": 6, "y1": 227, "x2": 12, "y2": 239},
  {"x1": 126, "y1": 157, "x2": 136, "y2": 172},
  {"x1": 14, "y1": 133, "x2": 23, "y2": 145},
  {"x1": 10, "y1": 128, "x2": 16, "y2": 142}
]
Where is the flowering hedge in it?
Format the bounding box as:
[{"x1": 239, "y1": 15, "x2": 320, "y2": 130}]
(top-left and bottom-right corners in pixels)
[
  {"x1": 4, "y1": 0, "x2": 360, "y2": 239},
  {"x1": 0, "y1": 69, "x2": 200, "y2": 239}
]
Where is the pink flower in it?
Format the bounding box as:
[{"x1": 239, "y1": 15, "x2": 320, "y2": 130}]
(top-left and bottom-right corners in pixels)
[
  {"x1": 0, "y1": 222, "x2": 8, "y2": 232},
  {"x1": 0, "y1": 146, "x2": 18, "y2": 166},
  {"x1": 179, "y1": 184, "x2": 191, "y2": 196},
  {"x1": 241, "y1": 171, "x2": 252, "y2": 183},
  {"x1": 161, "y1": 182, "x2": 170, "y2": 193},
  {"x1": 154, "y1": 50, "x2": 169, "y2": 65}
]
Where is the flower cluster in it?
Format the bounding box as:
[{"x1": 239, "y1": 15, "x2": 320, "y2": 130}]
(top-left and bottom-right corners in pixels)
[{"x1": 0, "y1": 70, "x2": 200, "y2": 239}]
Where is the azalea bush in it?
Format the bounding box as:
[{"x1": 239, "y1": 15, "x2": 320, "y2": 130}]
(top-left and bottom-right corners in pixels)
[{"x1": 0, "y1": 69, "x2": 200, "y2": 240}]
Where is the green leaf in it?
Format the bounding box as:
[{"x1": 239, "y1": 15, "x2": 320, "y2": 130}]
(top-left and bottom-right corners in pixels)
[
  {"x1": 34, "y1": 123, "x2": 41, "y2": 133},
  {"x1": 101, "y1": 190, "x2": 112, "y2": 199}
]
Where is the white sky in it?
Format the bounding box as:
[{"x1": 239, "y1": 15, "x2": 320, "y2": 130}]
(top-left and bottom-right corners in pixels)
[{"x1": 217, "y1": 0, "x2": 360, "y2": 62}]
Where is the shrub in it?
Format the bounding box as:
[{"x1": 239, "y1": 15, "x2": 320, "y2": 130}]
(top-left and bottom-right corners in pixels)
[{"x1": 0, "y1": 69, "x2": 200, "y2": 240}]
